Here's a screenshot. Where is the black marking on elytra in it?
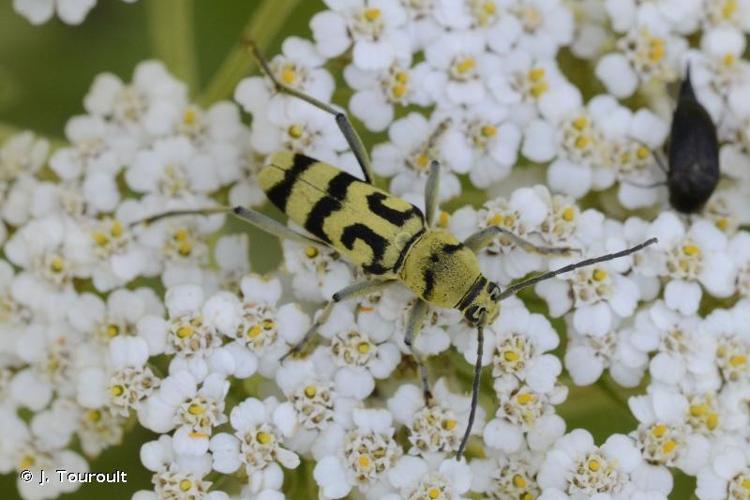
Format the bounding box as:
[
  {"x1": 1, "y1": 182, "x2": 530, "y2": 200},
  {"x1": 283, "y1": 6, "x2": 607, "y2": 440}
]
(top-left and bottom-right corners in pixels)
[
  {"x1": 430, "y1": 253, "x2": 440, "y2": 263},
  {"x1": 423, "y1": 268, "x2": 435, "y2": 300},
  {"x1": 304, "y1": 197, "x2": 338, "y2": 244},
  {"x1": 326, "y1": 172, "x2": 358, "y2": 202},
  {"x1": 442, "y1": 243, "x2": 464, "y2": 254},
  {"x1": 393, "y1": 228, "x2": 426, "y2": 272},
  {"x1": 341, "y1": 223, "x2": 389, "y2": 275},
  {"x1": 266, "y1": 154, "x2": 317, "y2": 212},
  {"x1": 303, "y1": 173, "x2": 358, "y2": 243},
  {"x1": 366, "y1": 192, "x2": 423, "y2": 226},
  {"x1": 456, "y1": 275, "x2": 487, "y2": 311},
  {"x1": 667, "y1": 66, "x2": 719, "y2": 213}
]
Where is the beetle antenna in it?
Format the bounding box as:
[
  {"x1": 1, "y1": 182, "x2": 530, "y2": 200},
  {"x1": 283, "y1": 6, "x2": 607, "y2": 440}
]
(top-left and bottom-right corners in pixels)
[
  {"x1": 456, "y1": 320, "x2": 484, "y2": 459},
  {"x1": 497, "y1": 238, "x2": 658, "y2": 301}
]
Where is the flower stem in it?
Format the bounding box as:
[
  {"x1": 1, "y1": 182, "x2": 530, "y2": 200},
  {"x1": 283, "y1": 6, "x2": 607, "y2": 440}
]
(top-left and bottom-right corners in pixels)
[
  {"x1": 197, "y1": 0, "x2": 302, "y2": 106},
  {"x1": 148, "y1": 0, "x2": 199, "y2": 92},
  {"x1": 596, "y1": 376, "x2": 630, "y2": 413}
]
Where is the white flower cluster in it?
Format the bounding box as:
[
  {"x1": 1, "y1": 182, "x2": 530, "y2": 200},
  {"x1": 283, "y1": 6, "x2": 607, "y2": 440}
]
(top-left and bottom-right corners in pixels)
[
  {"x1": 4, "y1": 0, "x2": 750, "y2": 499},
  {"x1": 12, "y1": 0, "x2": 139, "y2": 25}
]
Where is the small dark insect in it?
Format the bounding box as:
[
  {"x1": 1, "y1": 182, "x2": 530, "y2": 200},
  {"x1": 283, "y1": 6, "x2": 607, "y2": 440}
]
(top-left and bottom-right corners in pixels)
[{"x1": 666, "y1": 66, "x2": 720, "y2": 213}]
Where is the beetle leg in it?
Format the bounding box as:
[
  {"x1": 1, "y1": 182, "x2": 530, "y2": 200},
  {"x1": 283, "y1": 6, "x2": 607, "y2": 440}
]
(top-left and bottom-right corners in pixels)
[
  {"x1": 405, "y1": 298, "x2": 433, "y2": 404},
  {"x1": 424, "y1": 161, "x2": 441, "y2": 227},
  {"x1": 463, "y1": 226, "x2": 574, "y2": 255},
  {"x1": 280, "y1": 279, "x2": 397, "y2": 361}
]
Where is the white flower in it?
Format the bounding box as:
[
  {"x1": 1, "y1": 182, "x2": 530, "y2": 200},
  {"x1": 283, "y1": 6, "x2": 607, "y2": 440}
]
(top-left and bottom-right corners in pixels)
[
  {"x1": 139, "y1": 370, "x2": 229, "y2": 455},
  {"x1": 470, "y1": 448, "x2": 543, "y2": 498},
  {"x1": 313, "y1": 408, "x2": 402, "y2": 498},
  {"x1": 448, "y1": 189, "x2": 549, "y2": 284},
  {"x1": 234, "y1": 36, "x2": 334, "y2": 118},
  {"x1": 345, "y1": 58, "x2": 431, "y2": 132},
  {"x1": 84, "y1": 60, "x2": 187, "y2": 139},
  {"x1": 210, "y1": 397, "x2": 299, "y2": 495},
  {"x1": 696, "y1": 439, "x2": 750, "y2": 500},
  {"x1": 315, "y1": 304, "x2": 401, "y2": 399},
  {"x1": 628, "y1": 384, "x2": 709, "y2": 479},
  {"x1": 385, "y1": 456, "x2": 472, "y2": 499},
  {"x1": 138, "y1": 435, "x2": 227, "y2": 500},
  {"x1": 507, "y1": 0, "x2": 575, "y2": 58},
  {"x1": 372, "y1": 112, "x2": 461, "y2": 202},
  {"x1": 438, "y1": 102, "x2": 521, "y2": 188},
  {"x1": 0, "y1": 132, "x2": 49, "y2": 227},
  {"x1": 13, "y1": 0, "x2": 96, "y2": 25},
  {"x1": 536, "y1": 217, "x2": 641, "y2": 337},
  {"x1": 538, "y1": 429, "x2": 660, "y2": 499},
  {"x1": 274, "y1": 358, "x2": 359, "y2": 454},
  {"x1": 647, "y1": 212, "x2": 736, "y2": 315},
  {"x1": 422, "y1": 30, "x2": 497, "y2": 106},
  {"x1": 282, "y1": 239, "x2": 354, "y2": 302},
  {"x1": 311, "y1": 0, "x2": 411, "y2": 70},
  {"x1": 595, "y1": 4, "x2": 688, "y2": 98},
  {"x1": 387, "y1": 379, "x2": 484, "y2": 456}
]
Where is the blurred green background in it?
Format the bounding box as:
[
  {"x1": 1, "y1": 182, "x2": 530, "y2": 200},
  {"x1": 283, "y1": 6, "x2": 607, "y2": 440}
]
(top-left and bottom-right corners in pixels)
[{"x1": 0, "y1": 0, "x2": 694, "y2": 498}]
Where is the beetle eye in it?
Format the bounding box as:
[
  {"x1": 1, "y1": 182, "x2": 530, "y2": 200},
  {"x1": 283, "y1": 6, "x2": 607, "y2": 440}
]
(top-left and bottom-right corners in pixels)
[{"x1": 488, "y1": 283, "x2": 501, "y2": 301}]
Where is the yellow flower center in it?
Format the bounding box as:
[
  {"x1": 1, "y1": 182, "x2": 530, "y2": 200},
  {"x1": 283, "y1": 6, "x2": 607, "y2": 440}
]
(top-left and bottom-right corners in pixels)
[
  {"x1": 415, "y1": 153, "x2": 430, "y2": 169},
  {"x1": 682, "y1": 244, "x2": 701, "y2": 256},
  {"x1": 86, "y1": 409, "x2": 102, "y2": 422},
  {"x1": 50, "y1": 256, "x2": 64, "y2": 273},
  {"x1": 513, "y1": 474, "x2": 527, "y2": 488},
  {"x1": 111, "y1": 385, "x2": 124, "y2": 397},
  {"x1": 281, "y1": 67, "x2": 297, "y2": 85},
  {"x1": 183, "y1": 109, "x2": 197, "y2": 125},
  {"x1": 651, "y1": 423, "x2": 667, "y2": 438},
  {"x1": 179, "y1": 479, "x2": 192, "y2": 491},
  {"x1": 305, "y1": 246, "x2": 319, "y2": 258},
  {"x1": 392, "y1": 84, "x2": 408, "y2": 98},
  {"x1": 572, "y1": 116, "x2": 588, "y2": 130},
  {"x1": 107, "y1": 324, "x2": 120, "y2": 337},
  {"x1": 636, "y1": 146, "x2": 650, "y2": 159},
  {"x1": 19, "y1": 455, "x2": 35, "y2": 470},
  {"x1": 648, "y1": 37, "x2": 666, "y2": 62},
  {"x1": 358, "y1": 455, "x2": 371, "y2": 469},
  {"x1": 442, "y1": 419, "x2": 457, "y2": 431},
  {"x1": 517, "y1": 393, "x2": 535, "y2": 404},
  {"x1": 662, "y1": 439, "x2": 677, "y2": 454},
  {"x1": 247, "y1": 325, "x2": 262, "y2": 338},
  {"x1": 256, "y1": 431, "x2": 273, "y2": 445},
  {"x1": 188, "y1": 404, "x2": 205, "y2": 415},
  {"x1": 304, "y1": 385, "x2": 317, "y2": 398},
  {"x1": 593, "y1": 269, "x2": 608, "y2": 282},
  {"x1": 455, "y1": 57, "x2": 476, "y2": 74},
  {"x1": 428, "y1": 487, "x2": 441, "y2": 499},
  {"x1": 364, "y1": 7, "x2": 381, "y2": 21},
  {"x1": 723, "y1": 0, "x2": 738, "y2": 19},
  {"x1": 730, "y1": 354, "x2": 747, "y2": 367},
  {"x1": 481, "y1": 125, "x2": 497, "y2": 138},
  {"x1": 288, "y1": 124, "x2": 304, "y2": 139},
  {"x1": 176, "y1": 325, "x2": 193, "y2": 339},
  {"x1": 575, "y1": 136, "x2": 591, "y2": 149},
  {"x1": 562, "y1": 207, "x2": 575, "y2": 221},
  {"x1": 357, "y1": 341, "x2": 371, "y2": 354},
  {"x1": 504, "y1": 350, "x2": 520, "y2": 362},
  {"x1": 588, "y1": 459, "x2": 600, "y2": 471},
  {"x1": 93, "y1": 231, "x2": 109, "y2": 246}
]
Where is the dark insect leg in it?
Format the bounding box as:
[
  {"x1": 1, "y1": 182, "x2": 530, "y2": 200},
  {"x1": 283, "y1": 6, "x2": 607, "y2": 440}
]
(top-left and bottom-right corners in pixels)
[
  {"x1": 280, "y1": 279, "x2": 396, "y2": 361},
  {"x1": 456, "y1": 322, "x2": 484, "y2": 460},
  {"x1": 404, "y1": 298, "x2": 433, "y2": 403},
  {"x1": 463, "y1": 226, "x2": 574, "y2": 255}
]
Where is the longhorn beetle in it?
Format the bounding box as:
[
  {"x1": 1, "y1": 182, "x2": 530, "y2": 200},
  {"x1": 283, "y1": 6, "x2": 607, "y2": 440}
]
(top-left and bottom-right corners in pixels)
[{"x1": 142, "y1": 40, "x2": 657, "y2": 459}]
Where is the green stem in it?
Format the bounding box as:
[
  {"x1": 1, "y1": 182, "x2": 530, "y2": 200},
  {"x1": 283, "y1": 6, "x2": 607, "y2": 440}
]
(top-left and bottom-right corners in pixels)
[
  {"x1": 197, "y1": 0, "x2": 302, "y2": 106},
  {"x1": 596, "y1": 377, "x2": 631, "y2": 413},
  {"x1": 148, "y1": 0, "x2": 199, "y2": 91}
]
